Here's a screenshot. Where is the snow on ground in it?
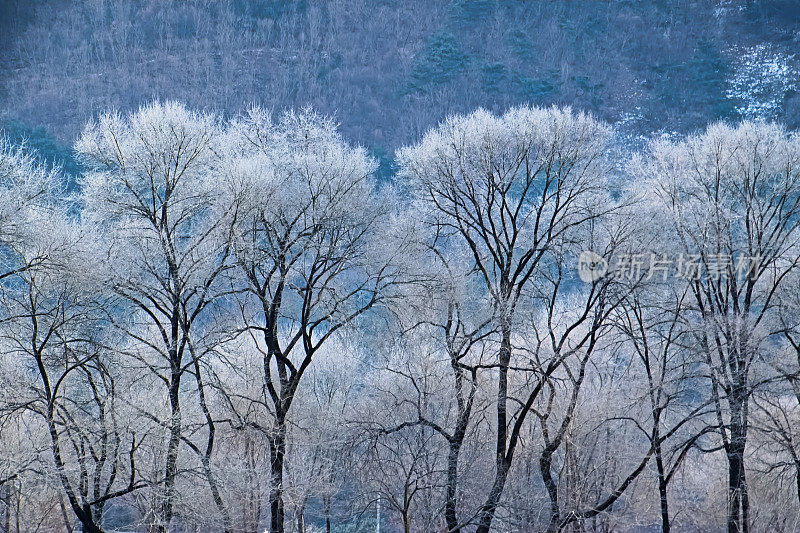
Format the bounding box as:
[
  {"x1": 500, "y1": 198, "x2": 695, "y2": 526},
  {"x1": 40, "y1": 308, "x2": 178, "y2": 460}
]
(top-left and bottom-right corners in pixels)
[{"x1": 727, "y1": 43, "x2": 798, "y2": 120}]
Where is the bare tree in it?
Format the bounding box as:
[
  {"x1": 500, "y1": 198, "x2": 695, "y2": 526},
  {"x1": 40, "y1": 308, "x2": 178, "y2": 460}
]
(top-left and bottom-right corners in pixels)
[
  {"x1": 377, "y1": 226, "x2": 495, "y2": 533},
  {"x1": 0, "y1": 141, "x2": 60, "y2": 531},
  {"x1": 397, "y1": 105, "x2": 619, "y2": 532},
  {"x1": 748, "y1": 268, "x2": 800, "y2": 513},
  {"x1": 75, "y1": 101, "x2": 235, "y2": 532},
  {"x1": 0, "y1": 141, "x2": 146, "y2": 532},
  {"x1": 0, "y1": 209, "x2": 144, "y2": 533},
  {"x1": 219, "y1": 107, "x2": 413, "y2": 533},
  {"x1": 613, "y1": 284, "x2": 720, "y2": 533},
  {"x1": 631, "y1": 121, "x2": 800, "y2": 533}
]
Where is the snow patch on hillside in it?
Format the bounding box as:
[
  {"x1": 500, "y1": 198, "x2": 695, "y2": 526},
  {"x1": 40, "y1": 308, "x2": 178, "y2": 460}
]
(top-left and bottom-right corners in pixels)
[{"x1": 727, "y1": 44, "x2": 798, "y2": 119}]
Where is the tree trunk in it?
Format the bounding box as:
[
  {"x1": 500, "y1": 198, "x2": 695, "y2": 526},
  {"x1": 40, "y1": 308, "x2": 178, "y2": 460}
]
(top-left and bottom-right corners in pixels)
[
  {"x1": 795, "y1": 460, "x2": 800, "y2": 509},
  {"x1": 324, "y1": 495, "x2": 332, "y2": 533},
  {"x1": 193, "y1": 355, "x2": 231, "y2": 532},
  {"x1": 269, "y1": 416, "x2": 287, "y2": 533},
  {"x1": 540, "y1": 445, "x2": 560, "y2": 533},
  {"x1": 444, "y1": 435, "x2": 465, "y2": 532},
  {"x1": 200, "y1": 454, "x2": 230, "y2": 533},
  {"x1": 13, "y1": 483, "x2": 19, "y2": 533},
  {"x1": 296, "y1": 501, "x2": 305, "y2": 533},
  {"x1": 474, "y1": 319, "x2": 513, "y2": 533},
  {"x1": 474, "y1": 459, "x2": 511, "y2": 533},
  {"x1": 1, "y1": 483, "x2": 9, "y2": 533},
  {"x1": 160, "y1": 374, "x2": 182, "y2": 533},
  {"x1": 727, "y1": 443, "x2": 743, "y2": 533},
  {"x1": 47, "y1": 408, "x2": 103, "y2": 533},
  {"x1": 726, "y1": 407, "x2": 748, "y2": 533},
  {"x1": 655, "y1": 440, "x2": 670, "y2": 533}
]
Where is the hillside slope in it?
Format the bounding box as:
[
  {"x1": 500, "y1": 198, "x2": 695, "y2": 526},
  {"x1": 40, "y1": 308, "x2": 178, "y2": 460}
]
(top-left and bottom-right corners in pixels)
[{"x1": 1, "y1": 0, "x2": 799, "y2": 170}]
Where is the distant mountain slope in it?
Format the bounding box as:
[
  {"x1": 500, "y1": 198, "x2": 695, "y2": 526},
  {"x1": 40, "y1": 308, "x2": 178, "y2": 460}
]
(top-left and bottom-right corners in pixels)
[{"x1": 1, "y1": 0, "x2": 799, "y2": 172}]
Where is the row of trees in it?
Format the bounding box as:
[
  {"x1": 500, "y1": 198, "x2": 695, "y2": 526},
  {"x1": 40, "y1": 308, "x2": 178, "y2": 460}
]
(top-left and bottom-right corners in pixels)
[{"x1": 0, "y1": 102, "x2": 799, "y2": 532}]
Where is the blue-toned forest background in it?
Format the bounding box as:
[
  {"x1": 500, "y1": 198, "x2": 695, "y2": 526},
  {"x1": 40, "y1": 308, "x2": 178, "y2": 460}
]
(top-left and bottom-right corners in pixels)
[{"x1": 1, "y1": 0, "x2": 798, "y2": 179}]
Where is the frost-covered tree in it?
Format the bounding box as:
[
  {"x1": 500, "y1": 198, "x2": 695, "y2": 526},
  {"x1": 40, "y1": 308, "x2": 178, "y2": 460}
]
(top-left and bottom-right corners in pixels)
[
  {"x1": 0, "y1": 216, "x2": 142, "y2": 533},
  {"x1": 219, "y1": 108, "x2": 414, "y2": 533},
  {"x1": 0, "y1": 141, "x2": 61, "y2": 276},
  {"x1": 397, "y1": 105, "x2": 617, "y2": 532},
  {"x1": 632, "y1": 121, "x2": 800, "y2": 533},
  {"x1": 75, "y1": 102, "x2": 235, "y2": 532},
  {"x1": 0, "y1": 143, "x2": 144, "y2": 532},
  {"x1": 396, "y1": 237, "x2": 495, "y2": 533}
]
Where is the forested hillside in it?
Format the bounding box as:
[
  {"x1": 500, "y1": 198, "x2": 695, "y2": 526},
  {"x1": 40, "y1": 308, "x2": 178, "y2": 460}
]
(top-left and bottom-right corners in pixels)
[{"x1": 2, "y1": 0, "x2": 800, "y2": 172}]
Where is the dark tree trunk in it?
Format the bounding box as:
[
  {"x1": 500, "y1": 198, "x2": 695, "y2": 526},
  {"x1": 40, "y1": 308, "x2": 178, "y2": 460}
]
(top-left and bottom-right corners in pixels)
[
  {"x1": 324, "y1": 495, "x2": 332, "y2": 533},
  {"x1": 160, "y1": 371, "x2": 182, "y2": 533},
  {"x1": 475, "y1": 319, "x2": 513, "y2": 533},
  {"x1": 444, "y1": 438, "x2": 462, "y2": 533},
  {"x1": 47, "y1": 401, "x2": 104, "y2": 533},
  {"x1": 193, "y1": 355, "x2": 231, "y2": 532},
  {"x1": 442, "y1": 312, "x2": 478, "y2": 533},
  {"x1": 269, "y1": 416, "x2": 287, "y2": 533},
  {"x1": 726, "y1": 399, "x2": 748, "y2": 533},
  {"x1": 655, "y1": 439, "x2": 670, "y2": 533},
  {"x1": 795, "y1": 461, "x2": 800, "y2": 509},
  {"x1": 296, "y1": 501, "x2": 306, "y2": 533},
  {"x1": 444, "y1": 396, "x2": 474, "y2": 533},
  {"x1": 1, "y1": 483, "x2": 10, "y2": 533},
  {"x1": 474, "y1": 460, "x2": 511, "y2": 533},
  {"x1": 540, "y1": 445, "x2": 560, "y2": 533},
  {"x1": 58, "y1": 492, "x2": 74, "y2": 533},
  {"x1": 12, "y1": 486, "x2": 18, "y2": 533},
  {"x1": 401, "y1": 503, "x2": 411, "y2": 533}
]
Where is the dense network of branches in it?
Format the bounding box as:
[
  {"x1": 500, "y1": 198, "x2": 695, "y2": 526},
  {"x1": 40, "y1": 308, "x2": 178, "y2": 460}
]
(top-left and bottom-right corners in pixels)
[{"x1": 1, "y1": 102, "x2": 800, "y2": 533}]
